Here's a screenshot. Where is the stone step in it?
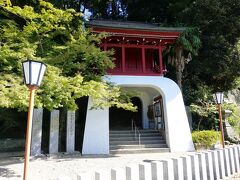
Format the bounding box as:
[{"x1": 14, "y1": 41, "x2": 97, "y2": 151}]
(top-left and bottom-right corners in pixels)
[
  {"x1": 110, "y1": 130, "x2": 160, "y2": 134},
  {"x1": 110, "y1": 133, "x2": 162, "y2": 138},
  {"x1": 110, "y1": 136, "x2": 163, "y2": 141},
  {"x1": 109, "y1": 129, "x2": 167, "y2": 154},
  {"x1": 110, "y1": 139, "x2": 165, "y2": 145},
  {"x1": 110, "y1": 144, "x2": 168, "y2": 150},
  {"x1": 110, "y1": 147, "x2": 170, "y2": 154}
]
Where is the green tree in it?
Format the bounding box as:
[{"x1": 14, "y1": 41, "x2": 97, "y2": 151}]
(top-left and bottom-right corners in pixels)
[
  {"x1": 180, "y1": 0, "x2": 240, "y2": 92},
  {"x1": 165, "y1": 27, "x2": 201, "y2": 89},
  {"x1": 0, "y1": 0, "x2": 136, "y2": 112}
]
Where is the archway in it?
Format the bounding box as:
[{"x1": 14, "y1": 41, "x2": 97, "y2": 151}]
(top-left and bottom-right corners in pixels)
[{"x1": 109, "y1": 97, "x2": 142, "y2": 130}]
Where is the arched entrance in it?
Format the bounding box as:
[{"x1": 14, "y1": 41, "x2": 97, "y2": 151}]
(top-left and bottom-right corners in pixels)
[{"x1": 109, "y1": 97, "x2": 142, "y2": 130}]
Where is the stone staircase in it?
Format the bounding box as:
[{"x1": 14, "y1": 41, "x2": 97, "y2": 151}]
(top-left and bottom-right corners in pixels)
[{"x1": 110, "y1": 129, "x2": 170, "y2": 154}]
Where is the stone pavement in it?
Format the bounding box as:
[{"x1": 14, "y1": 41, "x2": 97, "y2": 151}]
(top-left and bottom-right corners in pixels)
[{"x1": 0, "y1": 149, "x2": 240, "y2": 180}]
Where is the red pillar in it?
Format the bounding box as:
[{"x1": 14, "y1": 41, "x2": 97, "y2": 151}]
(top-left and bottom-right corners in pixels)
[
  {"x1": 158, "y1": 46, "x2": 163, "y2": 75},
  {"x1": 122, "y1": 44, "x2": 126, "y2": 72},
  {"x1": 142, "y1": 47, "x2": 146, "y2": 73}
]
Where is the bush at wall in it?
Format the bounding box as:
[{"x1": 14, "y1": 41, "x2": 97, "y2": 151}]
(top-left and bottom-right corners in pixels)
[{"x1": 192, "y1": 130, "x2": 220, "y2": 149}]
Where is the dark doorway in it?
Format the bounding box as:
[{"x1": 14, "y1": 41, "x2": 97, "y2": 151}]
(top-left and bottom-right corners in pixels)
[{"x1": 109, "y1": 97, "x2": 142, "y2": 130}]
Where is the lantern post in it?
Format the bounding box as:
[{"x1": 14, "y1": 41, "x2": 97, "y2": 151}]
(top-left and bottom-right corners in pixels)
[
  {"x1": 214, "y1": 92, "x2": 225, "y2": 148},
  {"x1": 22, "y1": 60, "x2": 47, "y2": 180}
]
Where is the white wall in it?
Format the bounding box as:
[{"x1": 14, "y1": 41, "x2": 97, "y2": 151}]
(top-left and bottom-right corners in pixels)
[
  {"x1": 140, "y1": 92, "x2": 151, "y2": 129},
  {"x1": 124, "y1": 88, "x2": 156, "y2": 129},
  {"x1": 105, "y1": 75, "x2": 195, "y2": 152},
  {"x1": 82, "y1": 97, "x2": 109, "y2": 154}
]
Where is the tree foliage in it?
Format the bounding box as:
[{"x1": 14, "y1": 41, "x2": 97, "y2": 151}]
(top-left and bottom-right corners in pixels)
[
  {"x1": 0, "y1": 0, "x2": 136, "y2": 111},
  {"x1": 165, "y1": 27, "x2": 201, "y2": 89},
  {"x1": 180, "y1": 0, "x2": 240, "y2": 92}
]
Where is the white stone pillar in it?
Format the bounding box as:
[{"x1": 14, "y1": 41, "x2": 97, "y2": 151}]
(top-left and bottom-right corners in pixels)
[
  {"x1": 77, "y1": 173, "x2": 92, "y2": 180},
  {"x1": 49, "y1": 110, "x2": 59, "y2": 154},
  {"x1": 66, "y1": 111, "x2": 75, "y2": 153},
  {"x1": 210, "y1": 150, "x2": 220, "y2": 180},
  {"x1": 161, "y1": 159, "x2": 174, "y2": 180},
  {"x1": 197, "y1": 153, "x2": 207, "y2": 180},
  {"x1": 151, "y1": 161, "x2": 164, "y2": 180},
  {"x1": 139, "y1": 163, "x2": 152, "y2": 180},
  {"x1": 126, "y1": 165, "x2": 139, "y2": 180},
  {"x1": 228, "y1": 147, "x2": 236, "y2": 174},
  {"x1": 223, "y1": 148, "x2": 231, "y2": 177},
  {"x1": 189, "y1": 154, "x2": 200, "y2": 180},
  {"x1": 111, "y1": 168, "x2": 126, "y2": 180},
  {"x1": 204, "y1": 152, "x2": 214, "y2": 180},
  {"x1": 181, "y1": 156, "x2": 192, "y2": 180},
  {"x1": 233, "y1": 146, "x2": 240, "y2": 172},
  {"x1": 217, "y1": 149, "x2": 226, "y2": 179},
  {"x1": 95, "y1": 170, "x2": 110, "y2": 180},
  {"x1": 172, "y1": 158, "x2": 184, "y2": 180},
  {"x1": 31, "y1": 108, "x2": 43, "y2": 156}
]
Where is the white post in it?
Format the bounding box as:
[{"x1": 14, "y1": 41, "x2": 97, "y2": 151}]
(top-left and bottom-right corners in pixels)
[
  {"x1": 228, "y1": 147, "x2": 236, "y2": 174},
  {"x1": 111, "y1": 168, "x2": 126, "y2": 180},
  {"x1": 210, "y1": 150, "x2": 220, "y2": 180},
  {"x1": 77, "y1": 173, "x2": 92, "y2": 180},
  {"x1": 95, "y1": 170, "x2": 110, "y2": 180},
  {"x1": 223, "y1": 148, "x2": 231, "y2": 177},
  {"x1": 233, "y1": 146, "x2": 240, "y2": 172},
  {"x1": 139, "y1": 163, "x2": 152, "y2": 180},
  {"x1": 172, "y1": 158, "x2": 184, "y2": 180},
  {"x1": 204, "y1": 152, "x2": 214, "y2": 180},
  {"x1": 217, "y1": 149, "x2": 226, "y2": 179},
  {"x1": 189, "y1": 154, "x2": 200, "y2": 180},
  {"x1": 197, "y1": 153, "x2": 207, "y2": 180},
  {"x1": 181, "y1": 156, "x2": 192, "y2": 180},
  {"x1": 151, "y1": 161, "x2": 164, "y2": 180},
  {"x1": 126, "y1": 165, "x2": 139, "y2": 180},
  {"x1": 161, "y1": 159, "x2": 174, "y2": 180}
]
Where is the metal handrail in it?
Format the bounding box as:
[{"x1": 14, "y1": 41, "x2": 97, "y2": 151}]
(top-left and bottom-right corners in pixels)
[{"x1": 131, "y1": 119, "x2": 141, "y2": 145}]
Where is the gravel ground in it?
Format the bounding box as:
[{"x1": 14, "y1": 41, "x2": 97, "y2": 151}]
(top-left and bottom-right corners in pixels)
[{"x1": 0, "y1": 151, "x2": 239, "y2": 180}]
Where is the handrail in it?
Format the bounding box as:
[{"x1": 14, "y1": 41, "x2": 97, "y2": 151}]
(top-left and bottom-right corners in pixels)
[{"x1": 131, "y1": 119, "x2": 141, "y2": 145}]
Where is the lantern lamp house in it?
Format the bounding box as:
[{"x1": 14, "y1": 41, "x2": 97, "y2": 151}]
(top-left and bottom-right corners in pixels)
[{"x1": 81, "y1": 20, "x2": 195, "y2": 154}]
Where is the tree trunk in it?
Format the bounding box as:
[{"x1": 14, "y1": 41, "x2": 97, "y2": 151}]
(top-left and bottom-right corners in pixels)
[
  {"x1": 175, "y1": 46, "x2": 184, "y2": 90},
  {"x1": 197, "y1": 117, "x2": 203, "y2": 130},
  {"x1": 176, "y1": 65, "x2": 183, "y2": 90}
]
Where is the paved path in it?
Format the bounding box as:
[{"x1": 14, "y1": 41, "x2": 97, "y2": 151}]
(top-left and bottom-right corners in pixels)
[{"x1": 0, "y1": 151, "x2": 239, "y2": 180}]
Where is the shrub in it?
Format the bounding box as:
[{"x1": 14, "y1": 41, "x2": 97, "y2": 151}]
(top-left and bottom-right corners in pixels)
[{"x1": 192, "y1": 130, "x2": 220, "y2": 149}]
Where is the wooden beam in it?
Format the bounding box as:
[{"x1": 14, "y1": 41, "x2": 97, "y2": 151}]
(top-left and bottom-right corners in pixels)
[
  {"x1": 122, "y1": 44, "x2": 126, "y2": 72},
  {"x1": 158, "y1": 46, "x2": 163, "y2": 75},
  {"x1": 100, "y1": 43, "x2": 161, "y2": 49},
  {"x1": 142, "y1": 47, "x2": 146, "y2": 73}
]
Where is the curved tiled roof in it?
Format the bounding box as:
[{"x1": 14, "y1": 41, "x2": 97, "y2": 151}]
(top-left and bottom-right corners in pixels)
[{"x1": 85, "y1": 19, "x2": 185, "y2": 32}]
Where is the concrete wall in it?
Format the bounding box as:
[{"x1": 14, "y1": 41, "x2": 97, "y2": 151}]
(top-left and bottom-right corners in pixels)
[
  {"x1": 124, "y1": 88, "x2": 158, "y2": 129},
  {"x1": 30, "y1": 75, "x2": 193, "y2": 154},
  {"x1": 82, "y1": 97, "x2": 109, "y2": 155},
  {"x1": 105, "y1": 75, "x2": 195, "y2": 152},
  {"x1": 138, "y1": 91, "x2": 151, "y2": 129}
]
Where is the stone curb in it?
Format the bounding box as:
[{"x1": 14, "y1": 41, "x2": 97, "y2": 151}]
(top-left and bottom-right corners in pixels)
[{"x1": 75, "y1": 145, "x2": 240, "y2": 180}]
